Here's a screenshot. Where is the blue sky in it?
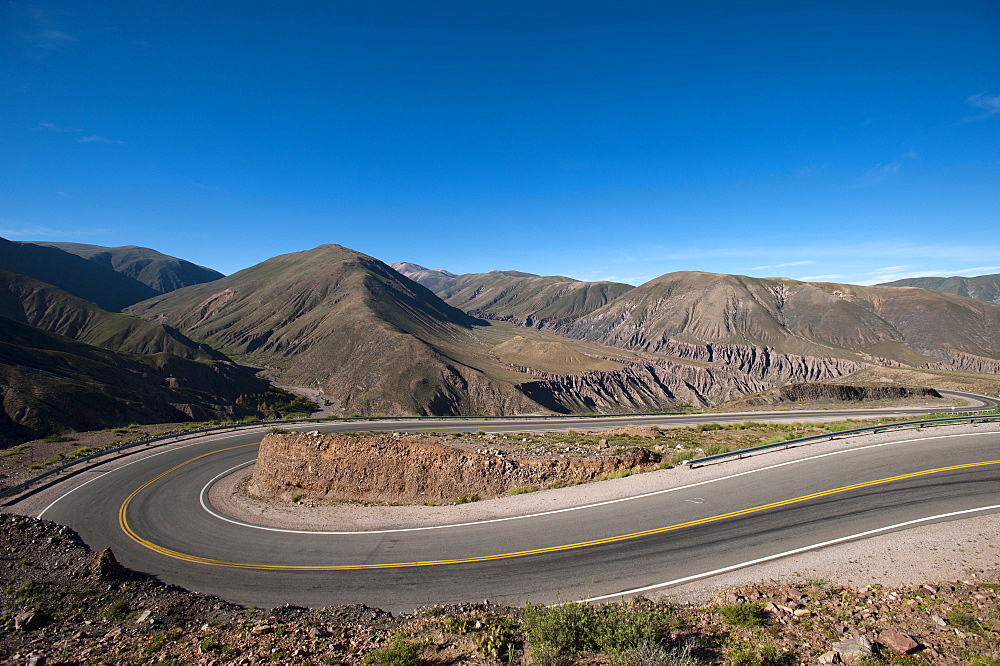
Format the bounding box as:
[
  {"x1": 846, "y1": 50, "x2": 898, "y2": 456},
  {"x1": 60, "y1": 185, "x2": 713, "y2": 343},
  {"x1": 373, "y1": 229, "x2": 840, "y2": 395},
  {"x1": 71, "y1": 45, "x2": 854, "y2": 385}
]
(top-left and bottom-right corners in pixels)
[{"x1": 2, "y1": 1, "x2": 998, "y2": 285}]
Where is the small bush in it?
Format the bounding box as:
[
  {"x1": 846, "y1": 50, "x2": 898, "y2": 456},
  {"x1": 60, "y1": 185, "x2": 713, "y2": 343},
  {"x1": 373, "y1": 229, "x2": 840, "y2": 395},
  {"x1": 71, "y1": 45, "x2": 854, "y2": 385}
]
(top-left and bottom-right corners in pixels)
[
  {"x1": 671, "y1": 449, "x2": 698, "y2": 463},
  {"x1": 43, "y1": 434, "x2": 75, "y2": 443},
  {"x1": 454, "y1": 493, "x2": 480, "y2": 505},
  {"x1": 597, "y1": 469, "x2": 634, "y2": 481},
  {"x1": 508, "y1": 485, "x2": 537, "y2": 495},
  {"x1": 523, "y1": 601, "x2": 677, "y2": 664},
  {"x1": 102, "y1": 599, "x2": 130, "y2": 622},
  {"x1": 546, "y1": 478, "x2": 581, "y2": 490},
  {"x1": 363, "y1": 635, "x2": 428, "y2": 666},
  {"x1": 946, "y1": 607, "x2": 987, "y2": 633},
  {"x1": 728, "y1": 643, "x2": 790, "y2": 666},
  {"x1": 718, "y1": 601, "x2": 768, "y2": 627}
]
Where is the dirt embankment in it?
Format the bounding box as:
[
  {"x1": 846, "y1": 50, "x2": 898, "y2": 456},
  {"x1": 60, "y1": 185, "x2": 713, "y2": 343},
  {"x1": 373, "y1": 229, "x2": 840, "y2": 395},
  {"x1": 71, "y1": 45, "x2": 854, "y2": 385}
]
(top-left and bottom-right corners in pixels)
[{"x1": 247, "y1": 432, "x2": 660, "y2": 505}]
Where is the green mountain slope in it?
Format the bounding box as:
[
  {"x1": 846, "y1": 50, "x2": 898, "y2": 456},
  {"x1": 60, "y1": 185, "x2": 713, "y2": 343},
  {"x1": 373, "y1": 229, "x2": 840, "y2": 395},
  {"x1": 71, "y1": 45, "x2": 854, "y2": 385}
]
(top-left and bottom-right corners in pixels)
[
  {"x1": 0, "y1": 270, "x2": 223, "y2": 361},
  {"x1": 879, "y1": 274, "x2": 1000, "y2": 304},
  {"x1": 0, "y1": 237, "x2": 157, "y2": 311},
  {"x1": 0, "y1": 317, "x2": 271, "y2": 445},
  {"x1": 392, "y1": 263, "x2": 634, "y2": 329},
  {"x1": 30, "y1": 242, "x2": 224, "y2": 293}
]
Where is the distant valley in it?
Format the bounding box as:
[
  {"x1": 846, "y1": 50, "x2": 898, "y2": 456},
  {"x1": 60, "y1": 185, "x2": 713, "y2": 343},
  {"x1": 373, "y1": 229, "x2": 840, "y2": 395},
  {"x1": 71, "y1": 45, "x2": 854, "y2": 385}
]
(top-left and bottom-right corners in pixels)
[{"x1": 3, "y1": 236, "x2": 1000, "y2": 445}]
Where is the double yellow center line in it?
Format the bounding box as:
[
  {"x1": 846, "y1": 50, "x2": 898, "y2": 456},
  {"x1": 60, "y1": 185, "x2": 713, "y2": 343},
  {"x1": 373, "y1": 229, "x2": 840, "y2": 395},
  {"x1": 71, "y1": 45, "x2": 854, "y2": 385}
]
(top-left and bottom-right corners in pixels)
[{"x1": 119, "y1": 446, "x2": 999, "y2": 571}]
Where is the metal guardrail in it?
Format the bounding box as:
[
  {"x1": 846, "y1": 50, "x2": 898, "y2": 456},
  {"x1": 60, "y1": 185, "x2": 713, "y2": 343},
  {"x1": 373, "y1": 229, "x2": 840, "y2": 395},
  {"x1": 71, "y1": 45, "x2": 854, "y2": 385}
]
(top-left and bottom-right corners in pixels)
[
  {"x1": 0, "y1": 409, "x2": 691, "y2": 501},
  {"x1": 682, "y1": 413, "x2": 1000, "y2": 468},
  {"x1": 4, "y1": 391, "x2": 998, "y2": 500}
]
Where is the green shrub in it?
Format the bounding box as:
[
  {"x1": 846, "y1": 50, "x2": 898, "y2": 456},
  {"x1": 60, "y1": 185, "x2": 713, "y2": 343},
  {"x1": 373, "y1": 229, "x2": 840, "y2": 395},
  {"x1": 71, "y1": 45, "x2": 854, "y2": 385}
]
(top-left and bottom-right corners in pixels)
[
  {"x1": 728, "y1": 643, "x2": 790, "y2": 666},
  {"x1": 597, "y1": 469, "x2": 634, "y2": 481},
  {"x1": 508, "y1": 485, "x2": 537, "y2": 495},
  {"x1": 42, "y1": 434, "x2": 75, "y2": 443},
  {"x1": 523, "y1": 601, "x2": 677, "y2": 664},
  {"x1": 454, "y1": 493, "x2": 480, "y2": 504},
  {"x1": 102, "y1": 599, "x2": 130, "y2": 622},
  {"x1": 718, "y1": 601, "x2": 768, "y2": 627},
  {"x1": 546, "y1": 478, "x2": 581, "y2": 490},
  {"x1": 671, "y1": 449, "x2": 698, "y2": 463},
  {"x1": 363, "y1": 635, "x2": 428, "y2": 666},
  {"x1": 476, "y1": 615, "x2": 520, "y2": 662}
]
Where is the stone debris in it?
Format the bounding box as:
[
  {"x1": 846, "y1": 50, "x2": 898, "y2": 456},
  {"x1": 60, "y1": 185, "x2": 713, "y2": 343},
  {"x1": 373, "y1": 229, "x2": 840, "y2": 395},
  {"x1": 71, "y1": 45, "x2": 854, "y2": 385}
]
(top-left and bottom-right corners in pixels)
[
  {"x1": 829, "y1": 635, "x2": 873, "y2": 665},
  {"x1": 14, "y1": 610, "x2": 44, "y2": 631},
  {"x1": 879, "y1": 629, "x2": 919, "y2": 654}
]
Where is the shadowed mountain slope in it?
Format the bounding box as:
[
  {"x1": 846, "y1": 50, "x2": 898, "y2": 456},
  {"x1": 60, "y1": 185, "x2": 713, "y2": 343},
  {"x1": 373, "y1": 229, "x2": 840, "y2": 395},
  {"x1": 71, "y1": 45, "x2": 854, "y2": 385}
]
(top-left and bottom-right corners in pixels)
[
  {"x1": 0, "y1": 237, "x2": 157, "y2": 311},
  {"x1": 392, "y1": 264, "x2": 634, "y2": 329},
  {"x1": 0, "y1": 271, "x2": 224, "y2": 361},
  {"x1": 30, "y1": 242, "x2": 225, "y2": 294},
  {"x1": 0, "y1": 317, "x2": 271, "y2": 445},
  {"x1": 879, "y1": 274, "x2": 1000, "y2": 305}
]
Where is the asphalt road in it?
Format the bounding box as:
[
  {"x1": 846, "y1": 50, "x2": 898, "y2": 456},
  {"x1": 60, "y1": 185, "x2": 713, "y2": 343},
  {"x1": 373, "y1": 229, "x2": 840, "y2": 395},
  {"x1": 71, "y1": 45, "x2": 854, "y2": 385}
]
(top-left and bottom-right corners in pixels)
[{"x1": 23, "y1": 392, "x2": 1000, "y2": 612}]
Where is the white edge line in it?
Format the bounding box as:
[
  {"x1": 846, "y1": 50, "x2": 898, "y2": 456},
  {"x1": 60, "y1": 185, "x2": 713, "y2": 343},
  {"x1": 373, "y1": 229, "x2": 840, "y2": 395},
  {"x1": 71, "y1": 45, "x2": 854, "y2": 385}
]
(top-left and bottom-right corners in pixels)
[
  {"x1": 577, "y1": 504, "x2": 1000, "y2": 604},
  {"x1": 36, "y1": 429, "x2": 266, "y2": 519},
  {"x1": 195, "y1": 430, "x2": 999, "y2": 535}
]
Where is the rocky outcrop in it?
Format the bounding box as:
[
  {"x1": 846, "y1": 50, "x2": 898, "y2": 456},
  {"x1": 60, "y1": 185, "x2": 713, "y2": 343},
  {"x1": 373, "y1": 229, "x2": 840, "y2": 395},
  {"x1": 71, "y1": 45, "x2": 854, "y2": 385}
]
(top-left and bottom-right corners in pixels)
[
  {"x1": 247, "y1": 433, "x2": 661, "y2": 504},
  {"x1": 515, "y1": 351, "x2": 865, "y2": 413},
  {"x1": 732, "y1": 383, "x2": 942, "y2": 407}
]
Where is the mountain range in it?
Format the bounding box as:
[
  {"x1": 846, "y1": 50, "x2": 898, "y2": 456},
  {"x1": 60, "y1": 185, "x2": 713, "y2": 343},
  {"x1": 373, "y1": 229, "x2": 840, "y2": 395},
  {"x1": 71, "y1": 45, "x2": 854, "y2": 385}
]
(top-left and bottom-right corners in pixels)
[
  {"x1": 0, "y1": 239, "x2": 288, "y2": 444},
  {"x1": 878, "y1": 274, "x2": 1000, "y2": 305},
  {"x1": 3, "y1": 237, "x2": 1000, "y2": 444}
]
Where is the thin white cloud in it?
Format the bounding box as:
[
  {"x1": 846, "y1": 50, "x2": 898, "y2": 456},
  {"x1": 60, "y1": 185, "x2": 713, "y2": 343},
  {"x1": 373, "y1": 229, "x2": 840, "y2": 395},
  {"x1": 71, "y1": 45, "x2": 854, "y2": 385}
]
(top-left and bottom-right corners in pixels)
[
  {"x1": 37, "y1": 122, "x2": 123, "y2": 145},
  {"x1": 617, "y1": 242, "x2": 1000, "y2": 264},
  {"x1": 793, "y1": 164, "x2": 827, "y2": 178},
  {"x1": 871, "y1": 265, "x2": 912, "y2": 275},
  {"x1": 797, "y1": 274, "x2": 845, "y2": 281},
  {"x1": 966, "y1": 93, "x2": 1000, "y2": 119},
  {"x1": 37, "y1": 121, "x2": 84, "y2": 133},
  {"x1": 851, "y1": 161, "x2": 902, "y2": 188},
  {"x1": 77, "y1": 135, "x2": 125, "y2": 145},
  {"x1": 0, "y1": 224, "x2": 109, "y2": 239},
  {"x1": 751, "y1": 260, "x2": 815, "y2": 270},
  {"x1": 32, "y1": 30, "x2": 75, "y2": 50}
]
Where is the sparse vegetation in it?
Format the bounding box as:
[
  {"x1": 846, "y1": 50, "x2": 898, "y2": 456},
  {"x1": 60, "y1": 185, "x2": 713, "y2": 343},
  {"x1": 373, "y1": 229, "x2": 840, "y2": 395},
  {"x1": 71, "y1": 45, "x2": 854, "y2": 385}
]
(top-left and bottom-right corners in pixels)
[
  {"x1": 718, "y1": 601, "x2": 769, "y2": 627},
  {"x1": 362, "y1": 634, "x2": 429, "y2": 666},
  {"x1": 235, "y1": 388, "x2": 318, "y2": 414}
]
